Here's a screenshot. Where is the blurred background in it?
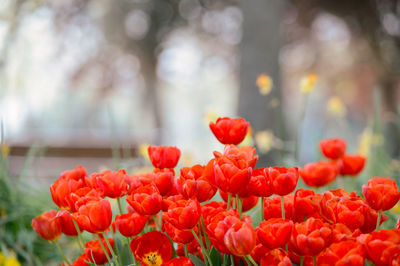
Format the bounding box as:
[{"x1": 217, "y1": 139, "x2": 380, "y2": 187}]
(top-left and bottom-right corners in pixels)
[{"x1": 1, "y1": 0, "x2": 400, "y2": 264}]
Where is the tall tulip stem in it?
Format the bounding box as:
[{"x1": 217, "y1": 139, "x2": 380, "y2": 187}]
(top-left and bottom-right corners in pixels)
[
  {"x1": 200, "y1": 215, "x2": 211, "y2": 252},
  {"x1": 117, "y1": 197, "x2": 124, "y2": 215},
  {"x1": 281, "y1": 196, "x2": 285, "y2": 219},
  {"x1": 376, "y1": 210, "x2": 381, "y2": 231},
  {"x1": 102, "y1": 232, "x2": 121, "y2": 266},
  {"x1": 55, "y1": 240, "x2": 71, "y2": 265},
  {"x1": 72, "y1": 219, "x2": 85, "y2": 251},
  {"x1": 227, "y1": 193, "x2": 232, "y2": 210},
  {"x1": 245, "y1": 255, "x2": 258, "y2": 266},
  {"x1": 300, "y1": 256, "x2": 304, "y2": 266},
  {"x1": 96, "y1": 234, "x2": 113, "y2": 265},
  {"x1": 184, "y1": 244, "x2": 188, "y2": 257},
  {"x1": 236, "y1": 194, "x2": 242, "y2": 219},
  {"x1": 260, "y1": 197, "x2": 264, "y2": 222},
  {"x1": 191, "y1": 229, "x2": 212, "y2": 266}
]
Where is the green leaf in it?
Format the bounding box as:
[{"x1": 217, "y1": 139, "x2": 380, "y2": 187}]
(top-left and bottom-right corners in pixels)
[
  {"x1": 189, "y1": 254, "x2": 206, "y2": 266},
  {"x1": 209, "y1": 247, "x2": 222, "y2": 266}
]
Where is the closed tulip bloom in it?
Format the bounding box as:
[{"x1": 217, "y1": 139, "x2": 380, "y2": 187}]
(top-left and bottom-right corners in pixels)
[
  {"x1": 338, "y1": 154, "x2": 366, "y2": 176},
  {"x1": 50, "y1": 177, "x2": 86, "y2": 210},
  {"x1": 247, "y1": 168, "x2": 273, "y2": 197},
  {"x1": 365, "y1": 229, "x2": 400, "y2": 266},
  {"x1": 362, "y1": 177, "x2": 400, "y2": 211},
  {"x1": 268, "y1": 167, "x2": 299, "y2": 196},
  {"x1": 319, "y1": 138, "x2": 346, "y2": 160},
  {"x1": 32, "y1": 210, "x2": 62, "y2": 241},
  {"x1": 224, "y1": 221, "x2": 256, "y2": 256},
  {"x1": 163, "y1": 222, "x2": 195, "y2": 244},
  {"x1": 126, "y1": 184, "x2": 162, "y2": 216},
  {"x1": 75, "y1": 199, "x2": 112, "y2": 233},
  {"x1": 130, "y1": 231, "x2": 173, "y2": 266},
  {"x1": 92, "y1": 169, "x2": 128, "y2": 198},
  {"x1": 289, "y1": 217, "x2": 332, "y2": 256},
  {"x1": 317, "y1": 240, "x2": 365, "y2": 266},
  {"x1": 264, "y1": 195, "x2": 295, "y2": 220},
  {"x1": 300, "y1": 161, "x2": 338, "y2": 188},
  {"x1": 163, "y1": 257, "x2": 194, "y2": 266},
  {"x1": 84, "y1": 238, "x2": 114, "y2": 265},
  {"x1": 152, "y1": 168, "x2": 175, "y2": 196},
  {"x1": 59, "y1": 166, "x2": 87, "y2": 181},
  {"x1": 257, "y1": 218, "x2": 293, "y2": 249},
  {"x1": 148, "y1": 146, "x2": 181, "y2": 169},
  {"x1": 163, "y1": 199, "x2": 201, "y2": 230},
  {"x1": 67, "y1": 188, "x2": 103, "y2": 213},
  {"x1": 209, "y1": 117, "x2": 249, "y2": 145},
  {"x1": 293, "y1": 189, "x2": 322, "y2": 222},
  {"x1": 260, "y1": 249, "x2": 292, "y2": 266},
  {"x1": 57, "y1": 209, "x2": 80, "y2": 236},
  {"x1": 114, "y1": 212, "x2": 147, "y2": 237},
  {"x1": 207, "y1": 212, "x2": 242, "y2": 254}
]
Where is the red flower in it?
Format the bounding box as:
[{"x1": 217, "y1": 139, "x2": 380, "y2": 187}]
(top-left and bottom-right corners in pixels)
[
  {"x1": 224, "y1": 220, "x2": 256, "y2": 256},
  {"x1": 251, "y1": 243, "x2": 270, "y2": 263},
  {"x1": 260, "y1": 248, "x2": 292, "y2": 266},
  {"x1": 67, "y1": 188, "x2": 103, "y2": 213},
  {"x1": 293, "y1": 189, "x2": 321, "y2": 222},
  {"x1": 289, "y1": 217, "x2": 332, "y2": 256},
  {"x1": 256, "y1": 218, "x2": 293, "y2": 249},
  {"x1": 268, "y1": 167, "x2": 299, "y2": 196},
  {"x1": 75, "y1": 199, "x2": 112, "y2": 233},
  {"x1": 163, "y1": 222, "x2": 195, "y2": 244},
  {"x1": 57, "y1": 210, "x2": 80, "y2": 236},
  {"x1": 90, "y1": 169, "x2": 128, "y2": 198},
  {"x1": 338, "y1": 154, "x2": 366, "y2": 176},
  {"x1": 201, "y1": 201, "x2": 227, "y2": 226},
  {"x1": 264, "y1": 195, "x2": 295, "y2": 220},
  {"x1": 331, "y1": 223, "x2": 361, "y2": 243},
  {"x1": 152, "y1": 168, "x2": 175, "y2": 196},
  {"x1": 71, "y1": 253, "x2": 90, "y2": 266},
  {"x1": 209, "y1": 117, "x2": 249, "y2": 145},
  {"x1": 31, "y1": 210, "x2": 61, "y2": 241},
  {"x1": 163, "y1": 199, "x2": 201, "y2": 230},
  {"x1": 247, "y1": 168, "x2": 273, "y2": 197},
  {"x1": 319, "y1": 138, "x2": 346, "y2": 160},
  {"x1": 219, "y1": 190, "x2": 258, "y2": 212},
  {"x1": 317, "y1": 240, "x2": 365, "y2": 266},
  {"x1": 299, "y1": 161, "x2": 337, "y2": 188},
  {"x1": 396, "y1": 218, "x2": 400, "y2": 229},
  {"x1": 177, "y1": 165, "x2": 217, "y2": 202},
  {"x1": 148, "y1": 146, "x2": 181, "y2": 169},
  {"x1": 114, "y1": 212, "x2": 147, "y2": 237},
  {"x1": 50, "y1": 177, "x2": 86, "y2": 210},
  {"x1": 364, "y1": 229, "x2": 400, "y2": 265},
  {"x1": 126, "y1": 184, "x2": 162, "y2": 216},
  {"x1": 163, "y1": 257, "x2": 194, "y2": 266},
  {"x1": 362, "y1": 177, "x2": 400, "y2": 211},
  {"x1": 130, "y1": 231, "x2": 173, "y2": 266},
  {"x1": 84, "y1": 238, "x2": 114, "y2": 265},
  {"x1": 207, "y1": 212, "x2": 242, "y2": 254}
]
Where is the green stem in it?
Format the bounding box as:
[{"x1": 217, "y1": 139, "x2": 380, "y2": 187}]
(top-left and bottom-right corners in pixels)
[
  {"x1": 55, "y1": 240, "x2": 71, "y2": 265},
  {"x1": 102, "y1": 232, "x2": 121, "y2": 266},
  {"x1": 245, "y1": 255, "x2": 257, "y2": 266},
  {"x1": 72, "y1": 219, "x2": 85, "y2": 251},
  {"x1": 127, "y1": 237, "x2": 136, "y2": 265},
  {"x1": 191, "y1": 229, "x2": 212, "y2": 266},
  {"x1": 117, "y1": 197, "x2": 124, "y2": 215},
  {"x1": 313, "y1": 255, "x2": 317, "y2": 266},
  {"x1": 300, "y1": 256, "x2": 304, "y2": 266},
  {"x1": 281, "y1": 196, "x2": 285, "y2": 219},
  {"x1": 236, "y1": 194, "x2": 242, "y2": 219},
  {"x1": 260, "y1": 197, "x2": 264, "y2": 221},
  {"x1": 376, "y1": 210, "x2": 381, "y2": 231},
  {"x1": 184, "y1": 244, "x2": 188, "y2": 257},
  {"x1": 153, "y1": 214, "x2": 160, "y2": 230},
  {"x1": 200, "y1": 215, "x2": 211, "y2": 252},
  {"x1": 230, "y1": 255, "x2": 234, "y2": 266},
  {"x1": 227, "y1": 193, "x2": 232, "y2": 210},
  {"x1": 96, "y1": 234, "x2": 113, "y2": 265}
]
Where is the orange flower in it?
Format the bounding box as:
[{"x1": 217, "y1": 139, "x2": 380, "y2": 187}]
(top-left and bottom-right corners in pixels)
[
  {"x1": 152, "y1": 168, "x2": 175, "y2": 196},
  {"x1": 84, "y1": 238, "x2": 114, "y2": 265},
  {"x1": 364, "y1": 229, "x2": 400, "y2": 265},
  {"x1": 90, "y1": 169, "x2": 128, "y2": 198},
  {"x1": 319, "y1": 138, "x2": 346, "y2": 160},
  {"x1": 163, "y1": 222, "x2": 195, "y2": 244},
  {"x1": 337, "y1": 154, "x2": 366, "y2": 176},
  {"x1": 163, "y1": 199, "x2": 201, "y2": 230},
  {"x1": 224, "y1": 220, "x2": 256, "y2": 256},
  {"x1": 114, "y1": 212, "x2": 147, "y2": 237},
  {"x1": 209, "y1": 117, "x2": 249, "y2": 145},
  {"x1": 269, "y1": 167, "x2": 299, "y2": 196},
  {"x1": 247, "y1": 168, "x2": 273, "y2": 197},
  {"x1": 260, "y1": 248, "x2": 292, "y2": 266},
  {"x1": 130, "y1": 231, "x2": 173, "y2": 266},
  {"x1": 317, "y1": 240, "x2": 365, "y2": 266},
  {"x1": 126, "y1": 184, "x2": 162, "y2": 216},
  {"x1": 256, "y1": 218, "x2": 293, "y2": 249},
  {"x1": 31, "y1": 210, "x2": 61, "y2": 241},
  {"x1": 75, "y1": 199, "x2": 112, "y2": 233},
  {"x1": 148, "y1": 146, "x2": 181, "y2": 169},
  {"x1": 362, "y1": 177, "x2": 400, "y2": 211},
  {"x1": 57, "y1": 209, "x2": 80, "y2": 236},
  {"x1": 300, "y1": 161, "x2": 337, "y2": 188}
]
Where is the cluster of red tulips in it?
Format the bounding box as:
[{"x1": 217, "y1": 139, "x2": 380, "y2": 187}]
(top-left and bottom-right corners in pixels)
[{"x1": 32, "y1": 117, "x2": 400, "y2": 265}]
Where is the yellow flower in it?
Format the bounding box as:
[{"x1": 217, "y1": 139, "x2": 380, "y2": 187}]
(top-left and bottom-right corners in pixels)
[
  {"x1": 4, "y1": 256, "x2": 21, "y2": 266},
  {"x1": 327, "y1": 97, "x2": 347, "y2": 116},
  {"x1": 256, "y1": 74, "x2": 273, "y2": 95},
  {"x1": 255, "y1": 130, "x2": 274, "y2": 153},
  {"x1": 0, "y1": 252, "x2": 5, "y2": 264},
  {"x1": 1, "y1": 143, "x2": 10, "y2": 158},
  {"x1": 300, "y1": 73, "x2": 317, "y2": 94},
  {"x1": 391, "y1": 202, "x2": 400, "y2": 214},
  {"x1": 138, "y1": 143, "x2": 150, "y2": 160}
]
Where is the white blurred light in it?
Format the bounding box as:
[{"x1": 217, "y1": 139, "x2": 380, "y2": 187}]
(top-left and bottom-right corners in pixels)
[
  {"x1": 125, "y1": 9, "x2": 150, "y2": 40},
  {"x1": 383, "y1": 13, "x2": 400, "y2": 36},
  {"x1": 312, "y1": 13, "x2": 350, "y2": 47}
]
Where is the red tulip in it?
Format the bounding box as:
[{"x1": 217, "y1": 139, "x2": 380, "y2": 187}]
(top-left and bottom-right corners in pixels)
[
  {"x1": 293, "y1": 189, "x2": 321, "y2": 222},
  {"x1": 209, "y1": 117, "x2": 249, "y2": 145},
  {"x1": 177, "y1": 165, "x2": 217, "y2": 202},
  {"x1": 224, "y1": 220, "x2": 256, "y2": 256},
  {"x1": 364, "y1": 229, "x2": 400, "y2": 265},
  {"x1": 317, "y1": 240, "x2": 365, "y2": 266},
  {"x1": 67, "y1": 188, "x2": 103, "y2": 213},
  {"x1": 207, "y1": 212, "x2": 242, "y2": 254},
  {"x1": 319, "y1": 138, "x2": 346, "y2": 160},
  {"x1": 163, "y1": 199, "x2": 201, "y2": 230},
  {"x1": 90, "y1": 169, "x2": 128, "y2": 198},
  {"x1": 148, "y1": 146, "x2": 181, "y2": 169},
  {"x1": 31, "y1": 210, "x2": 61, "y2": 241},
  {"x1": 264, "y1": 195, "x2": 295, "y2": 220},
  {"x1": 163, "y1": 257, "x2": 194, "y2": 266},
  {"x1": 257, "y1": 218, "x2": 293, "y2": 249},
  {"x1": 219, "y1": 190, "x2": 258, "y2": 212},
  {"x1": 362, "y1": 177, "x2": 400, "y2": 211},
  {"x1": 260, "y1": 248, "x2": 292, "y2": 266},
  {"x1": 57, "y1": 209, "x2": 80, "y2": 236},
  {"x1": 338, "y1": 154, "x2": 366, "y2": 176},
  {"x1": 268, "y1": 167, "x2": 299, "y2": 196},
  {"x1": 331, "y1": 223, "x2": 361, "y2": 243},
  {"x1": 201, "y1": 201, "x2": 227, "y2": 226},
  {"x1": 126, "y1": 184, "x2": 162, "y2": 216},
  {"x1": 163, "y1": 222, "x2": 195, "y2": 244},
  {"x1": 251, "y1": 243, "x2": 270, "y2": 263},
  {"x1": 114, "y1": 212, "x2": 147, "y2": 237},
  {"x1": 50, "y1": 177, "x2": 86, "y2": 210},
  {"x1": 152, "y1": 168, "x2": 175, "y2": 196},
  {"x1": 130, "y1": 231, "x2": 173, "y2": 266},
  {"x1": 71, "y1": 253, "x2": 90, "y2": 266},
  {"x1": 75, "y1": 199, "x2": 112, "y2": 233},
  {"x1": 247, "y1": 168, "x2": 273, "y2": 197},
  {"x1": 289, "y1": 217, "x2": 332, "y2": 256},
  {"x1": 299, "y1": 161, "x2": 337, "y2": 188},
  {"x1": 84, "y1": 238, "x2": 114, "y2": 265}
]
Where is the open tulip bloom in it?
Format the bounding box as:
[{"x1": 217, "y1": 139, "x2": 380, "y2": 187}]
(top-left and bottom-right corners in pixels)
[{"x1": 32, "y1": 117, "x2": 400, "y2": 266}]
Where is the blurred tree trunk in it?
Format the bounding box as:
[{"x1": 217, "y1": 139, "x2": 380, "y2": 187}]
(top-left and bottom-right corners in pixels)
[{"x1": 238, "y1": 0, "x2": 286, "y2": 165}]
